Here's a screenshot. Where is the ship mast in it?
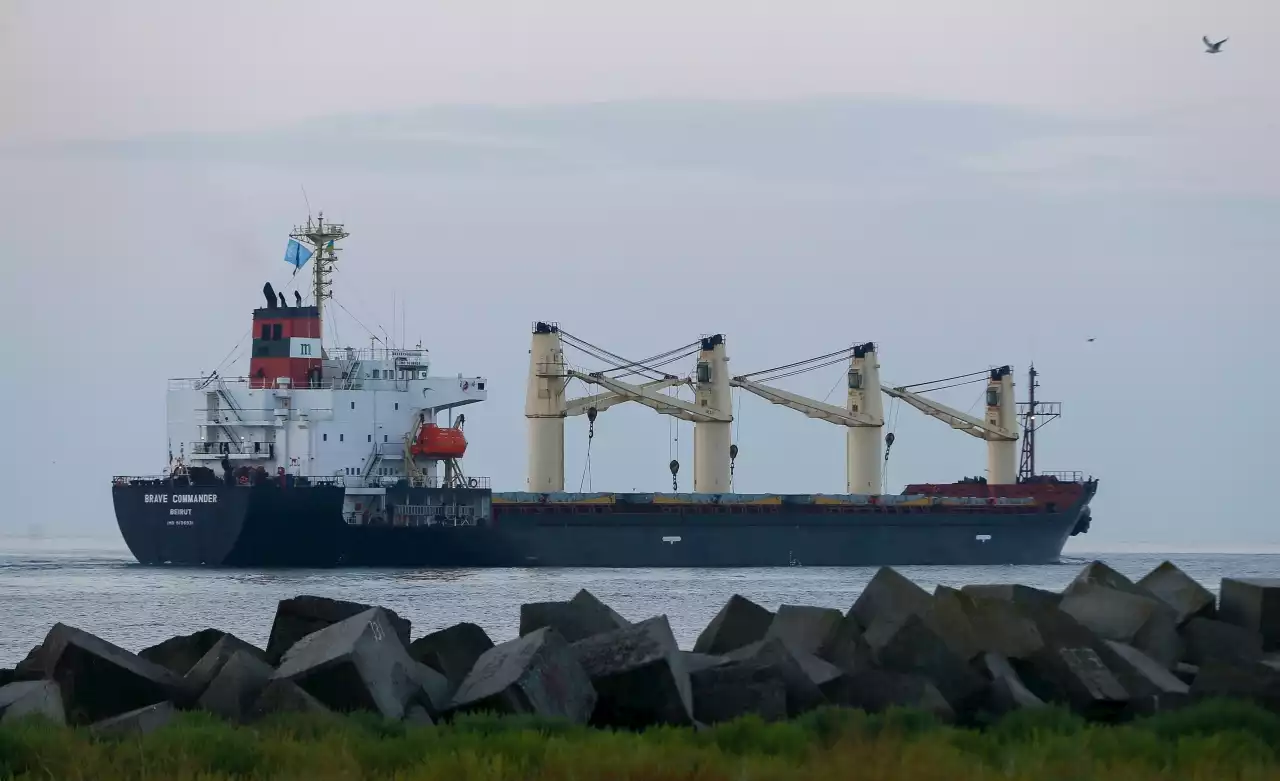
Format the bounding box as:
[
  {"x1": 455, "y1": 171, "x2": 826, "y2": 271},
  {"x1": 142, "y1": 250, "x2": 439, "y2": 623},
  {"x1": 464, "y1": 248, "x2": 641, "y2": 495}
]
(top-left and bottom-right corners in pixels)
[
  {"x1": 289, "y1": 213, "x2": 349, "y2": 341},
  {"x1": 1016, "y1": 363, "x2": 1061, "y2": 481}
]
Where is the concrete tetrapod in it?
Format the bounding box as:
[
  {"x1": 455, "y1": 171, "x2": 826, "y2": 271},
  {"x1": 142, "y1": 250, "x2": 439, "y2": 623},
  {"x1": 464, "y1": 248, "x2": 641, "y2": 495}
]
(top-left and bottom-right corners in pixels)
[
  {"x1": 571, "y1": 615, "x2": 693, "y2": 729},
  {"x1": 0, "y1": 681, "x2": 66, "y2": 725},
  {"x1": 764, "y1": 605, "x2": 846, "y2": 659},
  {"x1": 449, "y1": 626, "x2": 596, "y2": 723},
  {"x1": 864, "y1": 613, "x2": 987, "y2": 712},
  {"x1": 408, "y1": 622, "x2": 495, "y2": 696},
  {"x1": 725, "y1": 638, "x2": 835, "y2": 717},
  {"x1": 266, "y1": 596, "x2": 412, "y2": 664},
  {"x1": 1220, "y1": 578, "x2": 1280, "y2": 651},
  {"x1": 1137, "y1": 561, "x2": 1217, "y2": 625},
  {"x1": 33, "y1": 623, "x2": 186, "y2": 725},
  {"x1": 690, "y1": 661, "x2": 788, "y2": 724},
  {"x1": 1180, "y1": 617, "x2": 1265, "y2": 666},
  {"x1": 272, "y1": 607, "x2": 421, "y2": 720},
  {"x1": 182, "y1": 634, "x2": 269, "y2": 703},
  {"x1": 139, "y1": 628, "x2": 228, "y2": 676},
  {"x1": 198, "y1": 650, "x2": 276, "y2": 722},
  {"x1": 849, "y1": 567, "x2": 934, "y2": 630},
  {"x1": 693, "y1": 595, "x2": 774, "y2": 655},
  {"x1": 248, "y1": 679, "x2": 333, "y2": 719},
  {"x1": 89, "y1": 702, "x2": 178, "y2": 737},
  {"x1": 520, "y1": 591, "x2": 630, "y2": 643}
]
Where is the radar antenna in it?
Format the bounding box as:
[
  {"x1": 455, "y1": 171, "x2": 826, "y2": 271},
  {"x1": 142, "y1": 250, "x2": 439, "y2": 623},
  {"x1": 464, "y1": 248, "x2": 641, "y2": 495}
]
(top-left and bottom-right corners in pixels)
[
  {"x1": 289, "y1": 212, "x2": 349, "y2": 338},
  {"x1": 1017, "y1": 363, "x2": 1062, "y2": 481}
]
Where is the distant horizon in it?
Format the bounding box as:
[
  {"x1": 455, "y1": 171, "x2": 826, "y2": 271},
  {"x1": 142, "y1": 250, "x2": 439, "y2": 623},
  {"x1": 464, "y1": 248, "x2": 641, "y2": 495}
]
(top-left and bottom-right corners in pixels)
[{"x1": 4, "y1": 533, "x2": 1279, "y2": 558}]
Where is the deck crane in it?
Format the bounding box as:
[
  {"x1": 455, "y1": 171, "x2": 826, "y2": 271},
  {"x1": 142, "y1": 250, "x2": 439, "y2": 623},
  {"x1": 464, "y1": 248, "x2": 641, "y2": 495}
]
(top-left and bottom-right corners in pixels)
[
  {"x1": 525, "y1": 322, "x2": 710, "y2": 492},
  {"x1": 730, "y1": 343, "x2": 885, "y2": 493},
  {"x1": 562, "y1": 335, "x2": 733, "y2": 492},
  {"x1": 881, "y1": 366, "x2": 1019, "y2": 484}
]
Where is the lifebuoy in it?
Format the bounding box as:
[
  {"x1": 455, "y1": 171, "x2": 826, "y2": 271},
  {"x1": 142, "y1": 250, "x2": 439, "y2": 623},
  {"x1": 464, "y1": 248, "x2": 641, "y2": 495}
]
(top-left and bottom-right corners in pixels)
[
  {"x1": 462, "y1": 381, "x2": 470, "y2": 391},
  {"x1": 468, "y1": 478, "x2": 479, "y2": 488}
]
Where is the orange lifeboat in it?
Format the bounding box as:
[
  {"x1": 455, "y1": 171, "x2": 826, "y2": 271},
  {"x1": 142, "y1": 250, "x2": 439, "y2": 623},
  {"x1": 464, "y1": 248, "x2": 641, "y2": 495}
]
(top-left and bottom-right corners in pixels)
[{"x1": 411, "y1": 424, "x2": 468, "y2": 459}]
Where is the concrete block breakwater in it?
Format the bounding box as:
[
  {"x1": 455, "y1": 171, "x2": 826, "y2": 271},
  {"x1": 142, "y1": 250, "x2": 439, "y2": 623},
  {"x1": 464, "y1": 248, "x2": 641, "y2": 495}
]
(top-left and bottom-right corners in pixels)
[{"x1": 2, "y1": 561, "x2": 1278, "y2": 734}]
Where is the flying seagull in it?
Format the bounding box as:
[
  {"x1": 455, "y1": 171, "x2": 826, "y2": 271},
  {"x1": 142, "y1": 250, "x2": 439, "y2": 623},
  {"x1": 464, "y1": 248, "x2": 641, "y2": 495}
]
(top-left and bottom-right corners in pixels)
[
  {"x1": 1203, "y1": 36, "x2": 1228, "y2": 53},
  {"x1": 1087, "y1": 338, "x2": 1096, "y2": 342}
]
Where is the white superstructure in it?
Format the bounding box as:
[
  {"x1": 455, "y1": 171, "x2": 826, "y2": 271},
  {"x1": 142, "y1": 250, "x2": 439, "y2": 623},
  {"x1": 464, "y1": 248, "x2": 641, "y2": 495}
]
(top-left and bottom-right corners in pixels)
[
  {"x1": 160, "y1": 213, "x2": 490, "y2": 524},
  {"x1": 167, "y1": 354, "x2": 487, "y2": 484}
]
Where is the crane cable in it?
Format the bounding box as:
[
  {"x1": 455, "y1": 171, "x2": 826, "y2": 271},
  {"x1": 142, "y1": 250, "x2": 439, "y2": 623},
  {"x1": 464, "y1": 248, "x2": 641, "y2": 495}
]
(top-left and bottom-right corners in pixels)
[
  {"x1": 578, "y1": 427, "x2": 593, "y2": 493},
  {"x1": 752, "y1": 353, "x2": 854, "y2": 383},
  {"x1": 897, "y1": 369, "x2": 989, "y2": 391},
  {"x1": 600, "y1": 341, "x2": 702, "y2": 378},
  {"x1": 820, "y1": 364, "x2": 847, "y2": 403},
  {"x1": 560, "y1": 338, "x2": 699, "y2": 395},
  {"x1": 736, "y1": 345, "x2": 861, "y2": 382},
  {"x1": 578, "y1": 382, "x2": 598, "y2": 493},
  {"x1": 559, "y1": 331, "x2": 695, "y2": 381},
  {"x1": 730, "y1": 386, "x2": 744, "y2": 491},
  {"x1": 668, "y1": 383, "x2": 682, "y2": 491},
  {"x1": 906, "y1": 376, "x2": 988, "y2": 394},
  {"x1": 883, "y1": 397, "x2": 902, "y2": 494},
  {"x1": 559, "y1": 332, "x2": 662, "y2": 379}
]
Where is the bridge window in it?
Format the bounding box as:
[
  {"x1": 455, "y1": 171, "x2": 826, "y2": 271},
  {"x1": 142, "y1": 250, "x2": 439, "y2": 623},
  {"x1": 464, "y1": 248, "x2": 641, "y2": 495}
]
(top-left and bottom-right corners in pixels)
[
  {"x1": 383, "y1": 434, "x2": 388, "y2": 442},
  {"x1": 323, "y1": 434, "x2": 327, "y2": 442},
  {"x1": 260, "y1": 324, "x2": 270, "y2": 341},
  {"x1": 394, "y1": 403, "x2": 399, "y2": 411},
  {"x1": 368, "y1": 434, "x2": 372, "y2": 442},
  {"x1": 350, "y1": 401, "x2": 355, "y2": 410},
  {"x1": 339, "y1": 434, "x2": 344, "y2": 442},
  {"x1": 272, "y1": 324, "x2": 282, "y2": 340}
]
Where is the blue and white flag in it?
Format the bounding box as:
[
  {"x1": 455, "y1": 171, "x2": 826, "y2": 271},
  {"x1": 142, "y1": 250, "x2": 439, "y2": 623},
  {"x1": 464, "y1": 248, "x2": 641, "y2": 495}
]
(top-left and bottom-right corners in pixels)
[{"x1": 284, "y1": 238, "x2": 313, "y2": 273}]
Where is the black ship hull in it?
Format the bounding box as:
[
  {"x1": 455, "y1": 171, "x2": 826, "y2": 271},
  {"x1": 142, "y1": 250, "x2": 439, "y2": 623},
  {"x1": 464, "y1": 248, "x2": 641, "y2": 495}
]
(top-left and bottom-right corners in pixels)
[{"x1": 112, "y1": 480, "x2": 1095, "y2": 568}]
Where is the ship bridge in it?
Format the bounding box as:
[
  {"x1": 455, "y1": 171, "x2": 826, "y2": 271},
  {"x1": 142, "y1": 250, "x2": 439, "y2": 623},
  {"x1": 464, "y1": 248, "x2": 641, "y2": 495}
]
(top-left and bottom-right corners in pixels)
[{"x1": 163, "y1": 214, "x2": 489, "y2": 492}]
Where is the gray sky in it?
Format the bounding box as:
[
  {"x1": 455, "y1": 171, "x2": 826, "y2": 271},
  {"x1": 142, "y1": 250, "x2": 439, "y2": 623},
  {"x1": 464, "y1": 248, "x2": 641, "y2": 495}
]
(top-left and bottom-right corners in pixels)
[{"x1": 1, "y1": 0, "x2": 1277, "y2": 551}]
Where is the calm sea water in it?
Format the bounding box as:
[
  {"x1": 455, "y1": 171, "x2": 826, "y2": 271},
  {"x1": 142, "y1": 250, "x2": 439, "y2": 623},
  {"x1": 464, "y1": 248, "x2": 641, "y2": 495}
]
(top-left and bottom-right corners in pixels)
[{"x1": 3, "y1": 537, "x2": 1278, "y2": 666}]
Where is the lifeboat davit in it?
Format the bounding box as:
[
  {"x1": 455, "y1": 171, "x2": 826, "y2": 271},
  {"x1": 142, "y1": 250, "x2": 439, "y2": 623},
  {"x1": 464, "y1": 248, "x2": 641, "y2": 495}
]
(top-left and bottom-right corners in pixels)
[{"x1": 411, "y1": 424, "x2": 467, "y2": 459}]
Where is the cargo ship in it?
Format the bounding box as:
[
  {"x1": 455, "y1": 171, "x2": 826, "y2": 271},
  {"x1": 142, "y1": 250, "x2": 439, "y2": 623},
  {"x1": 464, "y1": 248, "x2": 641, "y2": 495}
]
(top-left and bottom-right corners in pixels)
[{"x1": 112, "y1": 214, "x2": 1096, "y2": 567}]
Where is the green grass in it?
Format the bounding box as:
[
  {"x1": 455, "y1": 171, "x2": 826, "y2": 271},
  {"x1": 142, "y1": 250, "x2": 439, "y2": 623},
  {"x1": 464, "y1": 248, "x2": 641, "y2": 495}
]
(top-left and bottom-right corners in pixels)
[{"x1": 2, "y1": 699, "x2": 1279, "y2": 780}]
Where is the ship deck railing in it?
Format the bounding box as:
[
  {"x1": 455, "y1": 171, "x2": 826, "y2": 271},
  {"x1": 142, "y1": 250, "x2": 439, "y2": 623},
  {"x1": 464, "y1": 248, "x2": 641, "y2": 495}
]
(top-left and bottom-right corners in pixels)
[
  {"x1": 168, "y1": 372, "x2": 480, "y2": 393},
  {"x1": 112, "y1": 474, "x2": 345, "y2": 487},
  {"x1": 327, "y1": 347, "x2": 429, "y2": 364},
  {"x1": 169, "y1": 376, "x2": 401, "y2": 392},
  {"x1": 348, "y1": 507, "x2": 480, "y2": 528},
  {"x1": 347, "y1": 475, "x2": 492, "y2": 490},
  {"x1": 1032, "y1": 470, "x2": 1086, "y2": 483},
  {"x1": 405, "y1": 475, "x2": 491, "y2": 490},
  {"x1": 187, "y1": 440, "x2": 276, "y2": 458}
]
